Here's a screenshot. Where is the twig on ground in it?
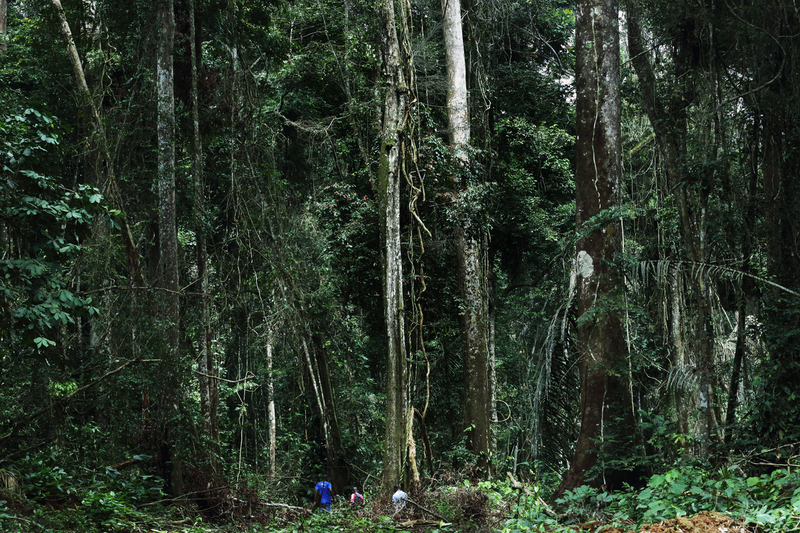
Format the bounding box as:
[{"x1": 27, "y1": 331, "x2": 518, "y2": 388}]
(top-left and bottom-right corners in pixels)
[{"x1": 405, "y1": 497, "x2": 446, "y2": 521}]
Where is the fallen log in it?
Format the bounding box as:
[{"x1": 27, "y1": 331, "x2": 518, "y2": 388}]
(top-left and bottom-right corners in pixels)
[{"x1": 398, "y1": 519, "x2": 444, "y2": 528}]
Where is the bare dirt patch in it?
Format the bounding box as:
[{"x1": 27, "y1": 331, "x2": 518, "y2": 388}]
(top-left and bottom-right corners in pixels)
[{"x1": 589, "y1": 511, "x2": 756, "y2": 533}]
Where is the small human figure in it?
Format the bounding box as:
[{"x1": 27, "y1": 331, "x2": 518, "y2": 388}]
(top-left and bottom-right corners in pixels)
[
  {"x1": 350, "y1": 486, "x2": 365, "y2": 508},
  {"x1": 392, "y1": 484, "x2": 407, "y2": 513},
  {"x1": 315, "y1": 475, "x2": 333, "y2": 513}
]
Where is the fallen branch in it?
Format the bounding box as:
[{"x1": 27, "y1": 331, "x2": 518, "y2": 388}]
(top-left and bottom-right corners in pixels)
[
  {"x1": 405, "y1": 497, "x2": 446, "y2": 521},
  {"x1": 108, "y1": 457, "x2": 143, "y2": 470},
  {"x1": 507, "y1": 472, "x2": 533, "y2": 495},
  {"x1": 260, "y1": 502, "x2": 311, "y2": 516},
  {"x1": 506, "y1": 472, "x2": 558, "y2": 519}
]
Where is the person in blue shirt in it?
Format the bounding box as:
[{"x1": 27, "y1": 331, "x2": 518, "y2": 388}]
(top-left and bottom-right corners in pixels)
[{"x1": 314, "y1": 475, "x2": 333, "y2": 513}]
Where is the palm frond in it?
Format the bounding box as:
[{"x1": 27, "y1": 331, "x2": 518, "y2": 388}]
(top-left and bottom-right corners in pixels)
[{"x1": 638, "y1": 260, "x2": 800, "y2": 297}]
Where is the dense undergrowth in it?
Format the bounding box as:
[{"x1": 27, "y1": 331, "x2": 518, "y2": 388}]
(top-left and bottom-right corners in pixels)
[{"x1": 2, "y1": 458, "x2": 800, "y2": 533}]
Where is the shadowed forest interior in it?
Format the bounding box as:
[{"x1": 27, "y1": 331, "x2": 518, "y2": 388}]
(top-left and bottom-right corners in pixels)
[{"x1": 2, "y1": 0, "x2": 800, "y2": 531}]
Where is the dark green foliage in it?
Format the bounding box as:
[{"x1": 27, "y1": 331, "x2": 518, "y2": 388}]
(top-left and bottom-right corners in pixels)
[
  {"x1": 4, "y1": 0, "x2": 800, "y2": 530},
  {"x1": 502, "y1": 467, "x2": 800, "y2": 532},
  {"x1": 0, "y1": 108, "x2": 108, "y2": 351},
  {"x1": 748, "y1": 293, "x2": 800, "y2": 446}
]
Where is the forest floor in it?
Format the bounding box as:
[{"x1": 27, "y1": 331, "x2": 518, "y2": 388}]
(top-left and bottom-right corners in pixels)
[{"x1": 561, "y1": 512, "x2": 755, "y2": 533}]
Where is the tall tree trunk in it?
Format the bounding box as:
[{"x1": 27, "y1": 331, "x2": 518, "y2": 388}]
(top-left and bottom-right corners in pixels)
[
  {"x1": 443, "y1": 0, "x2": 469, "y2": 149},
  {"x1": 378, "y1": 0, "x2": 409, "y2": 497},
  {"x1": 443, "y1": 0, "x2": 491, "y2": 476},
  {"x1": 552, "y1": 0, "x2": 633, "y2": 501},
  {"x1": 0, "y1": 0, "x2": 6, "y2": 55},
  {"x1": 156, "y1": 0, "x2": 182, "y2": 497},
  {"x1": 188, "y1": 0, "x2": 217, "y2": 465},
  {"x1": 488, "y1": 291, "x2": 498, "y2": 454},
  {"x1": 267, "y1": 331, "x2": 277, "y2": 479},
  {"x1": 457, "y1": 228, "x2": 491, "y2": 473},
  {"x1": 188, "y1": 0, "x2": 212, "y2": 448},
  {"x1": 669, "y1": 274, "x2": 690, "y2": 437}
]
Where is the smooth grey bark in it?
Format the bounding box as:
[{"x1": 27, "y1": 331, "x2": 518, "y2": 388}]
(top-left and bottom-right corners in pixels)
[
  {"x1": 552, "y1": 0, "x2": 634, "y2": 501},
  {"x1": 489, "y1": 292, "x2": 497, "y2": 452},
  {"x1": 456, "y1": 227, "x2": 491, "y2": 472},
  {"x1": 443, "y1": 0, "x2": 468, "y2": 149},
  {"x1": 378, "y1": 0, "x2": 410, "y2": 497}
]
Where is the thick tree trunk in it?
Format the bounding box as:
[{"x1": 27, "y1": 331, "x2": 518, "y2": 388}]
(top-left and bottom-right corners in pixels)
[
  {"x1": 552, "y1": 0, "x2": 633, "y2": 502},
  {"x1": 443, "y1": 0, "x2": 469, "y2": 149},
  {"x1": 669, "y1": 274, "x2": 690, "y2": 437},
  {"x1": 378, "y1": 0, "x2": 409, "y2": 497},
  {"x1": 488, "y1": 292, "x2": 498, "y2": 453},
  {"x1": 457, "y1": 227, "x2": 491, "y2": 473}
]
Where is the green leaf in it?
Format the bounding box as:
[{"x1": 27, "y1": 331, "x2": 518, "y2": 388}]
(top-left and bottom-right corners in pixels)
[{"x1": 33, "y1": 337, "x2": 55, "y2": 348}]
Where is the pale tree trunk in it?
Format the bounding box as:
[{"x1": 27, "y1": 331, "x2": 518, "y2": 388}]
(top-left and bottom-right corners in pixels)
[
  {"x1": 157, "y1": 0, "x2": 182, "y2": 497},
  {"x1": 378, "y1": 0, "x2": 410, "y2": 497},
  {"x1": 443, "y1": 0, "x2": 491, "y2": 475},
  {"x1": 669, "y1": 273, "x2": 690, "y2": 437},
  {"x1": 488, "y1": 292, "x2": 497, "y2": 452},
  {"x1": 267, "y1": 331, "x2": 277, "y2": 479},
  {"x1": 457, "y1": 228, "x2": 491, "y2": 473},
  {"x1": 443, "y1": 0, "x2": 468, "y2": 150},
  {"x1": 552, "y1": 0, "x2": 633, "y2": 501}
]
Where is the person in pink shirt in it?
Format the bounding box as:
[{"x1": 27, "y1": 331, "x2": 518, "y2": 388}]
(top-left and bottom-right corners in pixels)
[{"x1": 350, "y1": 486, "x2": 364, "y2": 508}]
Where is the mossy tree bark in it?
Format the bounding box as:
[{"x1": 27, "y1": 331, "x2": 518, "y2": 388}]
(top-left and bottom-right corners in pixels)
[{"x1": 378, "y1": 0, "x2": 410, "y2": 497}]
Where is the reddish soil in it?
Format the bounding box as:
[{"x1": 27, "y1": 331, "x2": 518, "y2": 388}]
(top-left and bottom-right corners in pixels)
[{"x1": 582, "y1": 512, "x2": 757, "y2": 533}]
